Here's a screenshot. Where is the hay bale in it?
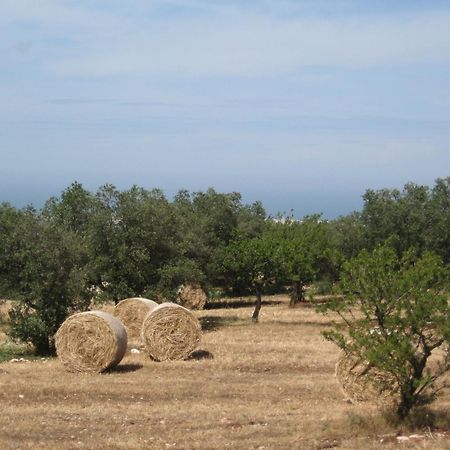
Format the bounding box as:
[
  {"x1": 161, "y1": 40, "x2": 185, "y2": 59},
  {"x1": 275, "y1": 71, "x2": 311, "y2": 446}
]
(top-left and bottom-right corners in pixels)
[
  {"x1": 0, "y1": 331, "x2": 7, "y2": 344},
  {"x1": 141, "y1": 303, "x2": 201, "y2": 361},
  {"x1": 55, "y1": 311, "x2": 127, "y2": 373},
  {"x1": 0, "y1": 299, "x2": 12, "y2": 322},
  {"x1": 335, "y1": 351, "x2": 399, "y2": 404},
  {"x1": 176, "y1": 284, "x2": 207, "y2": 310},
  {"x1": 113, "y1": 297, "x2": 158, "y2": 340}
]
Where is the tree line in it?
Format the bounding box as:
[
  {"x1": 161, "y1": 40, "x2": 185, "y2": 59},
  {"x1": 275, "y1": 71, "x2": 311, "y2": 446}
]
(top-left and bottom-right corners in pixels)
[{"x1": 0, "y1": 178, "x2": 449, "y2": 356}]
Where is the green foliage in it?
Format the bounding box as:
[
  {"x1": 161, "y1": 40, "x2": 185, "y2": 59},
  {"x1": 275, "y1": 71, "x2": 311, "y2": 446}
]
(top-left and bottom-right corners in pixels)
[
  {"x1": 173, "y1": 188, "x2": 267, "y2": 288},
  {"x1": 311, "y1": 279, "x2": 334, "y2": 296},
  {"x1": 359, "y1": 178, "x2": 450, "y2": 262},
  {"x1": 268, "y1": 215, "x2": 341, "y2": 286},
  {"x1": 156, "y1": 259, "x2": 206, "y2": 301},
  {"x1": 321, "y1": 243, "x2": 450, "y2": 419},
  {"x1": 1, "y1": 178, "x2": 448, "y2": 355},
  {"x1": 43, "y1": 181, "x2": 97, "y2": 235},
  {"x1": 87, "y1": 185, "x2": 180, "y2": 301},
  {"x1": 0, "y1": 204, "x2": 90, "y2": 354},
  {"x1": 0, "y1": 341, "x2": 36, "y2": 363},
  {"x1": 427, "y1": 178, "x2": 450, "y2": 263},
  {"x1": 330, "y1": 212, "x2": 365, "y2": 260},
  {"x1": 221, "y1": 232, "x2": 283, "y2": 295},
  {"x1": 222, "y1": 214, "x2": 341, "y2": 301}
]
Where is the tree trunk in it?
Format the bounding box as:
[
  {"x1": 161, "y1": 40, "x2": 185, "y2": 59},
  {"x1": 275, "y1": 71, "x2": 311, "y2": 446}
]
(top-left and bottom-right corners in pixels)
[
  {"x1": 396, "y1": 384, "x2": 415, "y2": 420},
  {"x1": 252, "y1": 292, "x2": 262, "y2": 322},
  {"x1": 34, "y1": 337, "x2": 55, "y2": 356},
  {"x1": 289, "y1": 280, "x2": 305, "y2": 307}
]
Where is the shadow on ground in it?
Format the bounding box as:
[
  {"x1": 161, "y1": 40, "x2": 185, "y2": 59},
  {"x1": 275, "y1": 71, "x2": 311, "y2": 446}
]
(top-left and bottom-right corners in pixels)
[
  {"x1": 107, "y1": 363, "x2": 143, "y2": 374},
  {"x1": 188, "y1": 349, "x2": 214, "y2": 360},
  {"x1": 270, "y1": 320, "x2": 336, "y2": 328},
  {"x1": 205, "y1": 298, "x2": 283, "y2": 310},
  {"x1": 199, "y1": 315, "x2": 247, "y2": 331}
]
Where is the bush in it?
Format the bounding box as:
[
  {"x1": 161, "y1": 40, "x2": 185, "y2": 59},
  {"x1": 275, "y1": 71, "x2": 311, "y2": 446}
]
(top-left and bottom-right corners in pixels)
[{"x1": 321, "y1": 243, "x2": 450, "y2": 419}]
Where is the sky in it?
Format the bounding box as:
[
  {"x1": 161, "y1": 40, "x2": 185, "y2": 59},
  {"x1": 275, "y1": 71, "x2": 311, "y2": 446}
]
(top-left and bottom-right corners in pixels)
[{"x1": 1, "y1": 0, "x2": 449, "y2": 218}]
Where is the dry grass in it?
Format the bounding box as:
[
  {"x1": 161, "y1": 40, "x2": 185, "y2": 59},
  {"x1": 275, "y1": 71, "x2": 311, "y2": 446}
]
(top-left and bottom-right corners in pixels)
[{"x1": 0, "y1": 295, "x2": 448, "y2": 449}]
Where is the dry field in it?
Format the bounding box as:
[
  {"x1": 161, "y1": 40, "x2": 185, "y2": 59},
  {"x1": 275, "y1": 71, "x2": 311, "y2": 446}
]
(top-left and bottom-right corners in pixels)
[{"x1": 0, "y1": 296, "x2": 449, "y2": 449}]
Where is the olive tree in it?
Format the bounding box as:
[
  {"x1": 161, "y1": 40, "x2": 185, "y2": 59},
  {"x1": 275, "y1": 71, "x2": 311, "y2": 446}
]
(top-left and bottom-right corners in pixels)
[
  {"x1": 221, "y1": 233, "x2": 283, "y2": 321},
  {"x1": 0, "y1": 204, "x2": 90, "y2": 355}
]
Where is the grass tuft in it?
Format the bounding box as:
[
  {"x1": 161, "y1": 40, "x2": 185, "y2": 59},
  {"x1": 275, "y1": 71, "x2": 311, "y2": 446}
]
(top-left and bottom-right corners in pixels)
[{"x1": 0, "y1": 341, "x2": 37, "y2": 363}]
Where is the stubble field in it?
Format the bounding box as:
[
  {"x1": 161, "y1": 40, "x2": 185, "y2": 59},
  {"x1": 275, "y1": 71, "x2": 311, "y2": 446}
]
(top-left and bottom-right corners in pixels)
[{"x1": 0, "y1": 296, "x2": 449, "y2": 449}]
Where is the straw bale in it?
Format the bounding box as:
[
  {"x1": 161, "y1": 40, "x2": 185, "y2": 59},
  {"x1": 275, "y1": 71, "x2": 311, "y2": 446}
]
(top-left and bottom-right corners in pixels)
[
  {"x1": 113, "y1": 297, "x2": 158, "y2": 340},
  {"x1": 0, "y1": 299, "x2": 12, "y2": 321},
  {"x1": 335, "y1": 351, "x2": 399, "y2": 405},
  {"x1": 0, "y1": 331, "x2": 7, "y2": 344},
  {"x1": 55, "y1": 311, "x2": 127, "y2": 373},
  {"x1": 141, "y1": 303, "x2": 201, "y2": 361},
  {"x1": 176, "y1": 284, "x2": 207, "y2": 310}
]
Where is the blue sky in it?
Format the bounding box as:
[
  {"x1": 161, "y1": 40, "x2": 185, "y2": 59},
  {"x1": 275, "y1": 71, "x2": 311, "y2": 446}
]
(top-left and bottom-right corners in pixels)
[{"x1": 1, "y1": 0, "x2": 449, "y2": 218}]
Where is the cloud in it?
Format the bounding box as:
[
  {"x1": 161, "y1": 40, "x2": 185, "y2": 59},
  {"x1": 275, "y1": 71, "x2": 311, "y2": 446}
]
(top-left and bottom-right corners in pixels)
[
  {"x1": 2, "y1": 1, "x2": 450, "y2": 78},
  {"x1": 48, "y1": 12, "x2": 450, "y2": 78}
]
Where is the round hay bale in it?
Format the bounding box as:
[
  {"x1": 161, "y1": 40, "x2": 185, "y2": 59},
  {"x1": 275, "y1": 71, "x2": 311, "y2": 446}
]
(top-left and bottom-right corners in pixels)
[
  {"x1": 335, "y1": 351, "x2": 399, "y2": 405},
  {"x1": 0, "y1": 331, "x2": 8, "y2": 344},
  {"x1": 176, "y1": 284, "x2": 207, "y2": 310},
  {"x1": 55, "y1": 311, "x2": 127, "y2": 373},
  {"x1": 113, "y1": 297, "x2": 158, "y2": 340},
  {"x1": 141, "y1": 303, "x2": 201, "y2": 361},
  {"x1": 0, "y1": 299, "x2": 13, "y2": 322}
]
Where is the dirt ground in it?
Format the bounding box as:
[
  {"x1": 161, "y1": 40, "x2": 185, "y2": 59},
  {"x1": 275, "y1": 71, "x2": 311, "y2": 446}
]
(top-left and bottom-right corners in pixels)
[{"x1": 0, "y1": 296, "x2": 448, "y2": 449}]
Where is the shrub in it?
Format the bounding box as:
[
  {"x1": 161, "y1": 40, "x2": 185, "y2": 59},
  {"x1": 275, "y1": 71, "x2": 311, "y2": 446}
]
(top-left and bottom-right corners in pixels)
[{"x1": 321, "y1": 243, "x2": 450, "y2": 419}]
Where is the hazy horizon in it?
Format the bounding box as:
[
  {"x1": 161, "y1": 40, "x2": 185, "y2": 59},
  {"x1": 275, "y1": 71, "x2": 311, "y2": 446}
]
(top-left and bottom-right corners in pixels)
[{"x1": 3, "y1": 177, "x2": 447, "y2": 220}]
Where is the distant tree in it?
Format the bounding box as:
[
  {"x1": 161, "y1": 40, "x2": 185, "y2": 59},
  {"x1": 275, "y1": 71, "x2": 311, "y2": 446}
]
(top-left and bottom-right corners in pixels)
[
  {"x1": 360, "y1": 179, "x2": 450, "y2": 260},
  {"x1": 321, "y1": 243, "x2": 450, "y2": 419},
  {"x1": 157, "y1": 259, "x2": 206, "y2": 301},
  {"x1": 427, "y1": 177, "x2": 450, "y2": 263},
  {"x1": 88, "y1": 185, "x2": 179, "y2": 301},
  {"x1": 268, "y1": 215, "x2": 340, "y2": 307},
  {"x1": 330, "y1": 212, "x2": 365, "y2": 260},
  {"x1": 221, "y1": 233, "x2": 283, "y2": 321},
  {"x1": 43, "y1": 181, "x2": 97, "y2": 235},
  {"x1": 173, "y1": 188, "x2": 267, "y2": 290}
]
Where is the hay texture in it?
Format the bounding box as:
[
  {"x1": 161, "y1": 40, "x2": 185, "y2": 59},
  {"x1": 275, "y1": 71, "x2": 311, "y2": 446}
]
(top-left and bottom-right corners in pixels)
[
  {"x1": 55, "y1": 311, "x2": 127, "y2": 373},
  {"x1": 141, "y1": 303, "x2": 201, "y2": 361},
  {"x1": 335, "y1": 351, "x2": 399, "y2": 405},
  {"x1": 176, "y1": 284, "x2": 207, "y2": 310},
  {"x1": 113, "y1": 297, "x2": 158, "y2": 340}
]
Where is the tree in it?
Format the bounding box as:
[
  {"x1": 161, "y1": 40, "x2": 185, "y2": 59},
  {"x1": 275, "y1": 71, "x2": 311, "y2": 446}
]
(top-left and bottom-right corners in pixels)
[
  {"x1": 321, "y1": 243, "x2": 450, "y2": 419},
  {"x1": 427, "y1": 177, "x2": 450, "y2": 263},
  {"x1": 157, "y1": 258, "x2": 206, "y2": 301},
  {"x1": 43, "y1": 181, "x2": 97, "y2": 235},
  {"x1": 88, "y1": 185, "x2": 179, "y2": 301},
  {"x1": 0, "y1": 204, "x2": 90, "y2": 355},
  {"x1": 330, "y1": 212, "x2": 365, "y2": 260},
  {"x1": 173, "y1": 188, "x2": 267, "y2": 291},
  {"x1": 360, "y1": 179, "x2": 450, "y2": 260},
  {"x1": 267, "y1": 215, "x2": 340, "y2": 307},
  {"x1": 221, "y1": 233, "x2": 283, "y2": 321}
]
